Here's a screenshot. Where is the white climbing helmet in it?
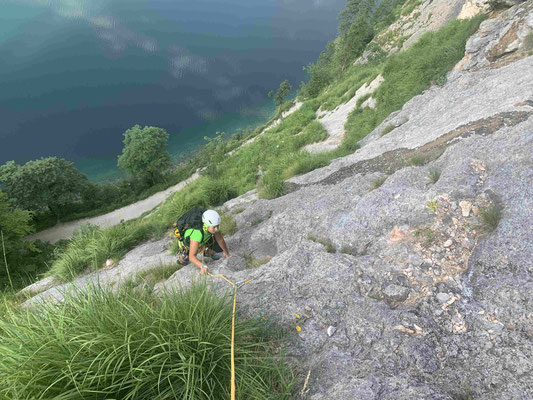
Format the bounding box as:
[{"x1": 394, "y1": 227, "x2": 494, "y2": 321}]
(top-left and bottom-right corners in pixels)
[{"x1": 202, "y1": 209, "x2": 221, "y2": 226}]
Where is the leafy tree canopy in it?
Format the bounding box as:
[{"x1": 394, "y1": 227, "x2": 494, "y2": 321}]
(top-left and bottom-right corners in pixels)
[
  {"x1": 0, "y1": 157, "x2": 89, "y2": 218},
  {"x1": 268, "y1": 80, "x2": 292, "y2": 110},
  {"x1": 0, "y1": 190, "x2": 33, "y2": 244},
  {"x1": 0, "y1": 190, "x2": 35, "y2": 290},
  {"x1": 117, "y1": 125, "x2": 172, "y2": 184}
]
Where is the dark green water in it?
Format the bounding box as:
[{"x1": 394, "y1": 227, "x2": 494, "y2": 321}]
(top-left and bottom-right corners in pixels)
[{"x1": 0, "y1": 0, "x2": 345, "y2": 182}]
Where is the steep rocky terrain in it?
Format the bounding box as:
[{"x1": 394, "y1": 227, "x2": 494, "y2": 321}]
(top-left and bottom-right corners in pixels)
[{"x1": 21, "y1": 2, "x2": 533, "y2": 398}]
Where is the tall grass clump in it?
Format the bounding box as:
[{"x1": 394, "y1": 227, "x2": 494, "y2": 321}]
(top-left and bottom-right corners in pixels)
[
  {"x1": 198, "y1": 177, "x2": 239, "y2": 207},
  {"x1": 0, "y1": 283, "x2": 294, "y2": 399},
  {"x1": 260, "y1": 165, "x2": 287, "y2": 199},
  {"x1": 49, "y1": 221, "x2": 154, "y2": 281}
]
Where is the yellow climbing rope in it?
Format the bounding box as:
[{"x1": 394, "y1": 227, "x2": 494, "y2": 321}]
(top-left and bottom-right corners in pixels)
[{"x1": 200, "y1": 248, "x2": 255, "y2": 400}]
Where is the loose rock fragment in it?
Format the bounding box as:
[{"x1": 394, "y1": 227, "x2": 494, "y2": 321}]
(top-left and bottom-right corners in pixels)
[
  {"x1": 459, "y1": 201, "x2": 472, "y2": 216},
  {"x1": 437, "y1": 293, "x2": 451, "y2": 303}
]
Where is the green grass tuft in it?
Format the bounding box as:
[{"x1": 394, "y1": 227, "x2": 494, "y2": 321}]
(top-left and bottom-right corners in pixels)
[
  {"x1": 479, "y1": 205, "x2": 502, "y2": 232},
  {"x1": 370, "y1": 175, "x2": 388, "y2": 190},
  {"x1": 242, "y1": 253, "x2": 272, "y2": 269},
  {"x1": 414, "y1": 227, "x2": 436, "y2": 247},
  {"x1": 135, "y1": 262, "x2": 183, "y2": 286},
  {"x1": 410, "y1": 154, "x2": 425, "y2": 166},
  {"x1": 428, "y1": 168, "x2": 441, "y2": 184},
  {"x1": 50, "y1": 221, "x2": 156, "y2": 282},
  {"x1": 380, "y1": 124, "x2": 396, "y2": 136},
  {"x1": 220, "y1": 212, "x2": 238, "y2": 237},
  {"x1": 307, "y1": 234, "x2": 336, "y2": 253}
]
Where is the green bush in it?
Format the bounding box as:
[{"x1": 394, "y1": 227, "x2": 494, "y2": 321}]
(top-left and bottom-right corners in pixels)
[{"x1": 0, "y1": 283, "x2": 294, "y2": 399}]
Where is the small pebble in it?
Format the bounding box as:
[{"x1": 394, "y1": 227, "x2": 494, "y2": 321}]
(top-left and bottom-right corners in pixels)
[
  {"x1": 327, "y1": 326, "x2": 336, "y2": 337},
  {"x1": 436, "y1": 293, "x2": 451, "y2": 303}
]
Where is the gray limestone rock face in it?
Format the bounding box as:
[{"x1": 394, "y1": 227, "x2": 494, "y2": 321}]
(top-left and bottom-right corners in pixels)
[
  {"x1": 289, "y1": 56, "x2": 533, "y2": 187},
  {"x1": 356, "y1": 0, "x2": 468, "y2": 64},
  {"x1": 455, "y1": 0, "x2": 533, "y2": 71}
]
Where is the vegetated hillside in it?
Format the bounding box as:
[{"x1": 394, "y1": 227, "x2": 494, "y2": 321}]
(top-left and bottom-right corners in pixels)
[{"x1": 15, "y1": 0, "x2": 533, "y2": 398}]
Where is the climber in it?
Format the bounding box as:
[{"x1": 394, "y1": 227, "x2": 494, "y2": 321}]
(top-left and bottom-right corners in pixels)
[{"x1": 175, "y1": 208, "x2": 231, "y2": 275}]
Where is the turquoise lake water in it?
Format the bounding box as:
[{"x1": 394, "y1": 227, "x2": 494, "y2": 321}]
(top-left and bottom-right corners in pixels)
[{"x1": 0, "y1": 0, "x2": 345, "y2": 181}]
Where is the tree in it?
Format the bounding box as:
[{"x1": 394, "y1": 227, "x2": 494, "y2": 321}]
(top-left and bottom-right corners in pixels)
[
  {"x1": 0, "y1": 190, "x2": 34, "y2": 289},
  {"x1": 0, "y1": 157, "x2": 89, "y2": 219},
  {"x1": 337, "y1": 14, "x2": 374, "y2": 72},
  {"x1": 339, "y1": 0, "x2": 376, "y2": 35},
  {"x1": 269, "y1": 80, "x2": 292, "y2": 111},
  {"x1": 117, "y1": 125, "x2": 172, "y2": 184},
  {"x1": 201, "y1": 132, "x2": 227, "y2": 178},
  {"x1": 300, "y1": 41, "x2": 337, "y2": 98}
]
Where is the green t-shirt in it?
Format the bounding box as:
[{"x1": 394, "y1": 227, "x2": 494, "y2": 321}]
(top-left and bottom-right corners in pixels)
[{"x1": 184, "y1": 225, "x2": 212, "y2": 246}]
